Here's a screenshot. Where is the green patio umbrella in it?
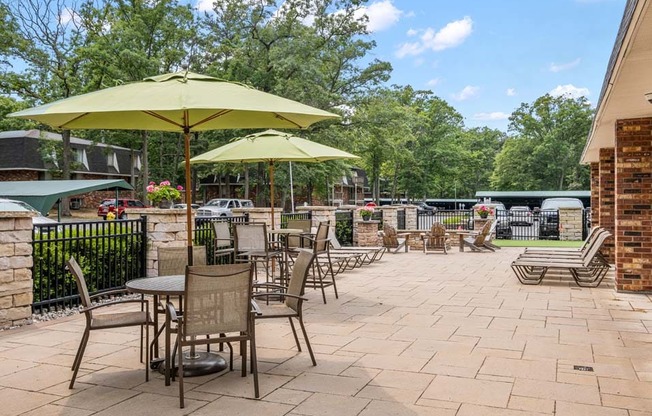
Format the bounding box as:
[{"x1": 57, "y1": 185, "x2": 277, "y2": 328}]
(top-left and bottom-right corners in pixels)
[
  {"x1": 189, "y1": 129, "x2": 359, "y2": 228},
  {"x1": 9, "y1": 71, "x2": 339, "y2": 264}
]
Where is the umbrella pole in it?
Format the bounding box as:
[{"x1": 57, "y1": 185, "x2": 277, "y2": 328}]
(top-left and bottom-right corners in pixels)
[
  {"x1": 184, "y1": 130, "x2": 194, "y2": 266},
  {"x1": 269, "y1": 161, "x2": 275, "y2": 229},
  {"x1": 289, "y1": 161, "x2": 294, "y2": 213}
]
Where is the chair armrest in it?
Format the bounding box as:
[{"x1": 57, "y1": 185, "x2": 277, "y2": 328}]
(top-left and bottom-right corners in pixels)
[
  {"x1": 250, "y1": 300, "x2": 262, "y2": 315},
  {"x1": 253, "y1": 293, "x2": 308, "y2": 302},
  {"x1": 90, "y1": 288, "x2": 129, "y2": 300},
  {"x1": 165, "y1": 301, "x2": 179, "y2": 322},
  {"x1": 81, "y1": 298, "x2": 148, "y2": 313},
  {"x1": 253, "y1": 282, "x2": 287, "y2": 291}
]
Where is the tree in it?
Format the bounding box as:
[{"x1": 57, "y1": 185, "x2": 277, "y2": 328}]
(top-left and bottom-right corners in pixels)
[{"x1": 491, "y1": 94, "x2": 593, "y2": 191}]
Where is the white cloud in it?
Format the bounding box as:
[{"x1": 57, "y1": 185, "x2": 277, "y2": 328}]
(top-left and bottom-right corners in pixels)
[
  {"x1": 506, "y1": 88, "x2": 516, "y2": 96},
  {"x1": 354, "y1": 0, "x2": 403, "y2": 32},
  {"x1": 59, "y1": 7, "x2": 78, "y2": 24},
  {"x1": 549, "y1": 58, "x2": 581, "y2": 73},
  {"x1": 195, "y1": 0, "x2": 213, "y2": 12},
  {"x1": 395, "y1": 16, "x2": 473, "y2": 58},
  {"x1": 406, "y1": 28, "x2": 418, "y2": 36},
  {"x1": 549, "y1": 84, "x2": 590, "y2": 98},
  {"x1": 451, "y1": 85, "x2": 479, "y2": 101},
  {"x1": 426, "y1": 78, "x2": 441, "y2": 87},
  {"x1": 473, "y1": 112, "x2": 510, "y2": 121}
]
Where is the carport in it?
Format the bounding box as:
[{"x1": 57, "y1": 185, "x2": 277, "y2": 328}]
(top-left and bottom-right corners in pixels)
[{"x1": 0, "y1": 179, "x2": 134, "y2": 220}]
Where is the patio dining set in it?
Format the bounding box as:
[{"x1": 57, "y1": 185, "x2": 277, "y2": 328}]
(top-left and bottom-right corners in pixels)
[{"x1": 63, "y1": 220, "x2": 386, "y2": 408}]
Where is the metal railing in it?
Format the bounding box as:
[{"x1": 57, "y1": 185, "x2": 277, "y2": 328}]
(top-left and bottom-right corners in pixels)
[
  {"x1": 194, "y1": 214, "x2": 249, "y2": 264},
  {"x1": 417, "y1": 209, "x2": 474, "y2": 231},
  {"x1": 32, "y1": 217, "x2": 147, "y2": 314},
  {"x1": 335, "y1": 210, "x2": 354, "y2": 246},
  {"x1": 280, "y1": 211, "x2": 312, "y2": 229},
  {"x1": 397, "y1": 209, "x2": 406, "y2": 230}
]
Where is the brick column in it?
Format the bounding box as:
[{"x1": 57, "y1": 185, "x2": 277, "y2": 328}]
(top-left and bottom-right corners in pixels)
[
  {"x1": 558, "y1": 208, "x2": 583, "y2": 241},
  {"x1": 297, "y1": 206, "x2": 336, "y2": 228},
  {"x1": 378, "y1": 206, "x2": 398, "y2": 229},
  {"x1": 233, "y1": 207, "x2": 276, "y2": 228},
  {"x1": 0, "y1": 212, "x2": 34, "y2": 328},
  {"x1": 404, "y1": 205, "x2": 418, "y2": 230},
  {"x1": 599, "y1": 148, "x2": 616, "y2": 262},
  {"x1": 614, "y1": 117, "x2": 652, "y2": 292},
  {"x1": 590, "y1": 162, "x2": 600, "y2": 226},
  {"x1": 130, "y1": 208, "x2": 188, "y2": 276},
  {"x1": 355, "y1": 220, "x2": 381, "y2": 247}
]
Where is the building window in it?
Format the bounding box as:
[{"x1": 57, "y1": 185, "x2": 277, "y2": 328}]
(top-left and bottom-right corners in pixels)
[
  {"x1": 107, "y1": 152, "x2": 120, "y2": 173},
  {"x1": 72, "y1": 148, "x2": 89, "y2": 170}
]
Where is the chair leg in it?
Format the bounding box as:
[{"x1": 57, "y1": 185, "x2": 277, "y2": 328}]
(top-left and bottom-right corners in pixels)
[
  {"x1": 288, "y1": 317, "x2": 302, "y2": 352},
  {"x1": 250, "y1": 323, "x2": 259, "y2": 398},
  {"x1": 144, "y1": 320, "x2": 149, "y2": 382},
  {"x1": 178, "y1": 341, "x2": 185, "y2": 409},
  {"x1": 297, "y1": 316, "x2": 316, "y2": 366},
  {"x1": 69, "y1": 329, "x2": 90, "y2": 389},
  {"x1": 240, "y1": 339, "x2": 247, "y2": 377},
  {"x1": 70, "y1": 329, "x2": 87, "y2": 371}
]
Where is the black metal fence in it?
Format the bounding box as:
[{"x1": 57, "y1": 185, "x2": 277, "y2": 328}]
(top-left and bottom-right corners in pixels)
[
  {"x1": 280, "y1": 211, "x2": 312, "y2": 228},
  {"x1": 397, "y1": 209, "x2": 406, "y2": 230},
  {"x1": 335, "y1": 210, "x2": 354, "y2": 246},
  {"x1": 417, "y1": 209, "x2": 474, "y2": 231},
  {"x1": 194, "y1": 215, "x2": 249, "y2": 264},
  {"x1": 32, "y1": 217, "x2": 147, "y2": 314}
]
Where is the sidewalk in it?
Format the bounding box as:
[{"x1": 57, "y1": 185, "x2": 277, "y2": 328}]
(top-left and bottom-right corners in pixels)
[{"x1": 1, "y1": 248, "x2": 651, "y2": 415}]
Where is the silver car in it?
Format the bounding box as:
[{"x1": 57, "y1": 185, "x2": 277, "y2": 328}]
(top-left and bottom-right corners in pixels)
[{"x1": 197, "y1": 199, "x2": 254, "y2": 217}]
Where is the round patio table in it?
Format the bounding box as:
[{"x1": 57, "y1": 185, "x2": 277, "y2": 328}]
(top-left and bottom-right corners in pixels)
[{"x1": 126, "y1": 275, "x2": 228, "y2": 385}]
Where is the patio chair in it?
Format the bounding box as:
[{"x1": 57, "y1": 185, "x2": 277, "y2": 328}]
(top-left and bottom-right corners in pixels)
[
  {"x1": 462, "y1": 220, "x2": 495, "y2": 252},
  {"x1": 522, "y1": 226, "x2": 603, "y2": 257},
  {"x1": 511, "y1": 230, "x2": 612, "y2": 287},
  {"x1": 234, "y1": 223, "x2": 283, "y2": 282},
  {"x1": 166, "y1": 263, "x2": 258, "y2": 408},
  {"x1": 482, "y1": 219, "x2": 501, "y2": 251},
  {"x1": 379, "y1": 224, "x2": 410, "y2": 253},
  {"x1": 253, "y1": 250, "x2": 317, "y2": 366},
  {"x1": 327, "y1": 227, "x2": 386, "y2": 264},
  {"x1": 286, "y1": 218, "x2": 313, "y2": 252},
  {"x1": 66, "y1": 256, "x2": 151, "y2": 389},
  {"x1": 212, "y1": 221, "x2": 235, "y2": 264},
  {"x1": 421, "y1": 222, "x2": 451, "y2": 254},
  {"x1": 158, "y1": 246, "x2": 207, "y2": 276}
]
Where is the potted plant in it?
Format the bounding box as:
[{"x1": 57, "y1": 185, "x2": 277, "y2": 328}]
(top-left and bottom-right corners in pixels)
[
  {"x1": 146, "y1": 180, "x2": 182, "y2": 208},
  {"x1": 475, "y1": 204, "x2": 494, "y2": 219},
  {"x1": 358, "y1": 206, "x2": 374, "y2": 221}
]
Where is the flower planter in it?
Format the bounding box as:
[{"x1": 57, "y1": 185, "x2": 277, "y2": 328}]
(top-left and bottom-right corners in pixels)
[{"x1": 158, "y1": 199, "x2": 172, "y2": 209}]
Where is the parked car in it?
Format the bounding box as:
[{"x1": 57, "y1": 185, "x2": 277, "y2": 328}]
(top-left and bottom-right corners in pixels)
[
  {"x1": 97, "y1": 198, "x2": 147, "y2": 220},
  {"x1": 170, "y1": 203, "x2": 200, "y2": 210},
  {"x1": 196, "y1": 199, "x2": 254, "y2": 217},
  {"x1": 538, "y1": 198, "x2": 585, "y2": 239},
  {"x1": 0, "y1": 198, "x2": 59, "y2": 231},
  {"x1": 509, "y1": 206, "x2": 533, "y2": 226},
  {"x1": 415, "y1": 201, "x2": 437, "y2": 215}
]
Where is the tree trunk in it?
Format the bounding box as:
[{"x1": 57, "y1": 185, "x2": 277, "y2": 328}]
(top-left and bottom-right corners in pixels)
[
  {"x1": 141, "y1": 131, "x2": 149, "y2": 201},
  {"x1": 244, "y1": 166, "x2": 249, "y2": 199},
  {"x1": 256, "y1": 162, "x2": 264, "y2": 206},
  {"x1": 60, "y1": 129, "x2": 71, "y2": 217}
]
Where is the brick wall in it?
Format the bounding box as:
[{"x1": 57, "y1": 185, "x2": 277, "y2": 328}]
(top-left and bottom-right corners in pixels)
[
  {"x1": 599, "y1": 148, "x2": 616, "y2": 262},
  {"x1": 590, "y1": 162, "x2": 600, "y2": 226},
  {"x1": 0, "y1": 170, "x2": 39, "y2": 182},
  {"x1": 614, "y1": 117, "x2": 652, "y2": 292}
]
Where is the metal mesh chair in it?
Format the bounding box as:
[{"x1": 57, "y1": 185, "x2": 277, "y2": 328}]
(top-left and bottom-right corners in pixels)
[
  {"x1": 66, "y1": 256, "x2": 151, "y2": 389},
  {"x1": 213, "y1": 221, "x2": 235, "y2": 263},
  {"x1": 157, "y1": 246, "x2": 207, "y2": 276},
  {"x1": 234, "y1": 223, "x2": 282, "y2": 281},
  {"x1": 253, "y1": 250, "x2": 317, "y2": 365},
  {"x1": 165, "y1": 263, "x2": 258, "y2": 407}
]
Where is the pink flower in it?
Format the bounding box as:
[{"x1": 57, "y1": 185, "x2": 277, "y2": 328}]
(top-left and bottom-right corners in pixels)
[
  {"x1": 149, "y1": 181, "x2": 155, "y2": 185},
  {"x1": 160, "y1": 180, "x2": 171, "y2": 186},
  {"x1": 176, "y1": 185, "x2": 184, "y2": 191},
  {"x1": 146, "y1": 185, "x2": 154, "y2": 192}
]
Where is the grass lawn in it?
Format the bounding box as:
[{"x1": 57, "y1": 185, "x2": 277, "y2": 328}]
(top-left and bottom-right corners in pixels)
[{"x1": 493, "y1": 239, "x2": 583, "y2": 248}]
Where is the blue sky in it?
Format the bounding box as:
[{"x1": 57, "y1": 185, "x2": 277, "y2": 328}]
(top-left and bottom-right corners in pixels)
[{"x1": 326, "y1": 0, "x2": 626, "y2": 132}]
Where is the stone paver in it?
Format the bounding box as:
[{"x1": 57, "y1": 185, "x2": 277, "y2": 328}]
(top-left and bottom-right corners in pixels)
[{"x1": 1, "y1": 248, "x2": 651, "y2": 415}]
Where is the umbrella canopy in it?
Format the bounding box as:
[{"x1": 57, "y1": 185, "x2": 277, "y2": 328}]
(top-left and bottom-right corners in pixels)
[
  {"x1": 9, "y1": 71, "x2": 339, "y2": 264},
  {"x1": 190, "y1": 129, "x2": 359, "y2": 227}
]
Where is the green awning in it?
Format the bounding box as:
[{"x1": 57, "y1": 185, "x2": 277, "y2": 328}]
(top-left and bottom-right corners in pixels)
[{"x1": 0, "y1": 179, "x2": 133, "y2": 215}]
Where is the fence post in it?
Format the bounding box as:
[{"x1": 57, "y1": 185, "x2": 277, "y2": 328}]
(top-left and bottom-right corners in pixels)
[
  {"x1": 404, "y1": 205, "x2": 418, "y2": 230},
  {"x1": 140, "y1": 215, "x2": 148, "y2": 280},
  {"x1": 378, "y1": 206, "x2": 398, "y2": 229},
  {"x1": 0, "y1": 212, "x2": 34, "y2": 328},
  {"x1": 297, "y1": 206, "x2": 336, "y2": 229}
]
